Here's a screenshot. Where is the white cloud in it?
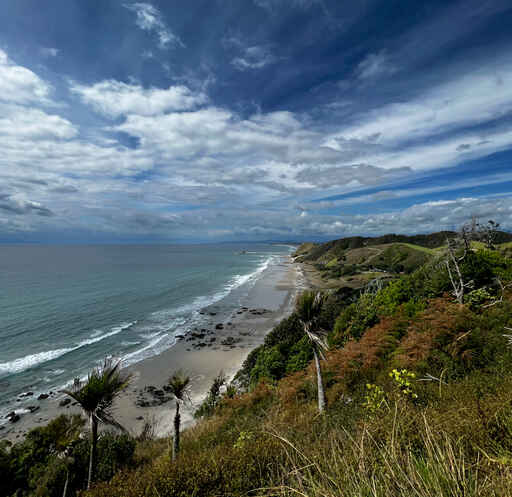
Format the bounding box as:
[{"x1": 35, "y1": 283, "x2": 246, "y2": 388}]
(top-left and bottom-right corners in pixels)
[
  {"x1": 338, "y1": 57, "x2": 512, "y2": 144},
  {"x1": 0, "y1": 49, "x2": 52, "y2": 104},
  {"x1": 124, "y1": 2, "x2": 184, "y2": 49},
  {"x1": 2, "y1": 43, "x2": 512, "y2": 241},
  {"x1": 40, "y1": 47, "x2": 59, "y2": 57},
  {"x1": 232, "y1": 45, "x2": 278, "y2": 71},
  {"x1": 0, "y1": 104, "x2": 77, "y2": 139},
  {"x1": 71, "y1": 80, "x2": 208, "y2": 117},
  {"x1": 356, "y1": 51, "x2": 397, "y2": 80}
]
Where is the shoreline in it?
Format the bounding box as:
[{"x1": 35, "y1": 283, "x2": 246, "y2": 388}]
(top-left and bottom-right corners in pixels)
[{"x1": 2, "y1": 255, "x2": 302, "y2": 442}]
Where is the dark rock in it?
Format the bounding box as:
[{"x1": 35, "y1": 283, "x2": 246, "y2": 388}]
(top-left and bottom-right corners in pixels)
[
  {"x1": 136, "y1": 416, "x2": 144, "y2": 420},
  {"x1": 19, "y1": 391, "x2": 34, "y2": 398},
  {"x1": 190, "y1": 332, "x2": 206, "y2": 339},
  {"x1": 38, "y1": 393, "x2": 49, "y2": 400},
  {"x1": 215, "y1": 323, "x2": 224, "y2": 330},
  {"x1": 27, "y1": 405, "x2": 40, "y2": 413},
  {"x1": 209, "y1": 312, "x2": 217, "y2": 316},
  {"x1": 0, "y1": 426, "x2": 5, "y2": 431},
  {"x1": 210, "y1": 337, "x2": 216, "y2": 342},
  {"x1": 59, "y1": 398, "x2": 71, "y2": 407},
  {"x1": 153, "y1": 390, "x2": 165, "y2": 397},
  {"x1": 9, "y1": 413, "x2": 20, "y2": 423},
  {"x1": 220, "y1": 336, "x2": 241, "y2": 346},
  {"x1": 5, "y1": 411, "x2": 16, "y2": 419}
]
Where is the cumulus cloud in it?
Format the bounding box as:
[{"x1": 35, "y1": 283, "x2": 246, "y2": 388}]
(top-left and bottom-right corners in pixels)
[
  {"x1": 2, "y1": 36, "x2": 512, "y2": 241},
  {"x1": 0, "y1": 49, "x2": 52, "y2": 104},
  {"x1": 0, "y1": 104, "x2": 77, "y2": 139},
  {"x1": 124, "y1": 2, "x2": 184, "y2": 49},
  {"x1": 71, "y1": 80, "x2": 208, "y2": 117},
  {"x1": 296, "y1": 164, "x2": 411, "y2": 188}
]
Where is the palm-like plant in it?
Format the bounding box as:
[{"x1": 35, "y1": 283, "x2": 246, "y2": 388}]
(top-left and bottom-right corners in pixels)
[
  {"x1": 167, "y1": 370, "x2": 190, "y2": 460},
  {"x1": 296, "y1": 291, "x2": 329, "y2": 412},
  {"x1": 62, "y1": 359, "x2": 131, "y2": 489}
]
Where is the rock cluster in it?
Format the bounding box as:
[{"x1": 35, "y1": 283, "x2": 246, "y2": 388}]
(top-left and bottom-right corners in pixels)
[{"x1": 135, "y1": 385, "x2": 174, "y2": 407}]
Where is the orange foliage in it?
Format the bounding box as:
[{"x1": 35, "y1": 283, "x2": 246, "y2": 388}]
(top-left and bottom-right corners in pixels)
[
  {"x1": 394, "y1": 298, "x2": 465, "y2": 367},
  {"x1": 273, "y1": 297, "x2": 474, "y2": 409}
]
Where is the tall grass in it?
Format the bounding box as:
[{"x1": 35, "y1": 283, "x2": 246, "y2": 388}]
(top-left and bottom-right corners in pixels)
[{"x1": 263, "y1": 414, "x2": 512, "y2": 497}]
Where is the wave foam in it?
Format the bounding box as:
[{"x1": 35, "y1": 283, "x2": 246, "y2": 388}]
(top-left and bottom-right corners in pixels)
[{"x1": 0, "y1": 321, "x2": 136, "y2": 376}]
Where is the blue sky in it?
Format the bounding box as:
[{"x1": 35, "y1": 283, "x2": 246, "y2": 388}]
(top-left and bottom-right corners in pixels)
[{"x1": 1, "y1": 0, "x2": 512, "y2": 242}]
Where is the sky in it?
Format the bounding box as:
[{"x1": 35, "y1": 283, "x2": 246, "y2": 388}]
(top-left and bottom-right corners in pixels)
[{"x1": 1, "y1": 0, "x2": 512, "y2": 243}]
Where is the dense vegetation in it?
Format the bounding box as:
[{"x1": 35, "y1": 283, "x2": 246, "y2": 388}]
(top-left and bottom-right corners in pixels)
[
  {"x1": 0, "y1": 415, "x2": 136, "y2": 496},
  {"x1": 4, "y1": 229, "x2": 512, "y2": 496}
]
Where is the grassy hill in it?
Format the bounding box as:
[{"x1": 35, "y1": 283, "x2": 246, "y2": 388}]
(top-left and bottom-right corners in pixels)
[
  {"x1": 4, "y1": 234, "x2": 512, "y2": 496},
  {"x1": 295, "y1": 231, "x2": 512, "y2": 290},
  {"x1": 81, "y1": 245, "x2": 512, "y2": 497}
]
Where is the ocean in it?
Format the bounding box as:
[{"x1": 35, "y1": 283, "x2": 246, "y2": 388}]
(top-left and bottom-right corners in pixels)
[{"x1": 0, "y1": 243, "x2": 294, "y2": 423}]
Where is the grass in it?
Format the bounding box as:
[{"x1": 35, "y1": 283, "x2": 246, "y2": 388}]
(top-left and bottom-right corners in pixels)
[
  {"x1": 84, "y1": 286, "x2": 512, "y2": 497},
  {"x1": 399, "y1": 242, "x2": 439, "y2": 255}
]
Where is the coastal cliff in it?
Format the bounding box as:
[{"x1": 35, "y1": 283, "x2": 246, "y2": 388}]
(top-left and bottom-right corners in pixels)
[{"x1": 3, "y1": 232, "x2": 512, "y2": 496}]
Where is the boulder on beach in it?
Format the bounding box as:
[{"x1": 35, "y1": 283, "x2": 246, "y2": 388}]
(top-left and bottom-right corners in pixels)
[
  {"x1": 38, "y1": 393, "x2": 49, "y2": 400},
  {"x1": 7, "y1": 412, "x2": 20, "y2": 423}
]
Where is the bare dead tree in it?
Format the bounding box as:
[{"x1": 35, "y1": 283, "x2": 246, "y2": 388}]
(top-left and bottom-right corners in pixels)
[
  {"x1": 445, "y1": 236, "x2": 473, "y2": 304},
  {"x1": 483, "y1": 277, "x2": 512, "y2": 308},
  {"x1": 477, "y1": 220, "x2": 501, "y2": 250}
]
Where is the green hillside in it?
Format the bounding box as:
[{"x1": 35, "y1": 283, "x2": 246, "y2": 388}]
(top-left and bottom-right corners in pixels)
[
  {"x1": 81, "y1": 244, "x2": 512, "y2": 497},
  {"x1": 4, "y1": 236, "x2": 512, "y2": 496}
]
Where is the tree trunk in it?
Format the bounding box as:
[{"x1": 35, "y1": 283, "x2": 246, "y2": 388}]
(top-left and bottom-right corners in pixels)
[
  {"x1": 87, "y1": 415, "x2": 98, "y2": 490},
  {"x1": 173, "y1": 401, "x2": 180, "y2": 460},
  {"x1": 313, "y1": 348, "x2": 326, "y2": 413},
  {"x1": 62, "y1": 470, "x2": 69, "y2": 497}
]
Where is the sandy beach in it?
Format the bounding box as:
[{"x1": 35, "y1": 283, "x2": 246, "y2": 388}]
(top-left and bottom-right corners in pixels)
[{"x1": 2, "y1": 255, "x2": 303, "y2": 442}]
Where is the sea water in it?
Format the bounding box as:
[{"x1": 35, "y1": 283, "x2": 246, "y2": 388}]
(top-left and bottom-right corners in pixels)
[{"x1": 0, "y1": 243, "x2": 293, "y2": 422}]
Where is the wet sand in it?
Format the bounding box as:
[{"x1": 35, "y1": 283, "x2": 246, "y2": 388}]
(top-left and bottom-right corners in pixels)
[{"x1": 2, "y1": 256, "x2": 303, "y2": 441}]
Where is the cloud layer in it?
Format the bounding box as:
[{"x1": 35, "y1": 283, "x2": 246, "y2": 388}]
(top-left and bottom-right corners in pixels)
[{"x1": 1, "y1": 1, "x2": 512, "y2": 242}]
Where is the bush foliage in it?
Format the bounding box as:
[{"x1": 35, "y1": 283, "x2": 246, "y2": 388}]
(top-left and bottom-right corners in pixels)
[{"x1": 5, "y1": 244, "x2": 512, "y2": 496}]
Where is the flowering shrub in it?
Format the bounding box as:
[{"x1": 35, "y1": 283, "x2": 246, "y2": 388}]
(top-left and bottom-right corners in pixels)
[
  {"x1": 363, "y1": 383, "x2": 386, "y2": 415},
  {"x1": 389, "y1": 368, "x2": 418, "y2": 399}
]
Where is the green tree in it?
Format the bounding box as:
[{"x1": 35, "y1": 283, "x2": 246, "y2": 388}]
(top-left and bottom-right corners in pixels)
[
  {"x1": 62, "y1": 359, "x2": 131, "y2": 490},
  {"x1": 295, "y1": 291, "x2": 329, "y2": 412},
  {"x1": 167, "y1": 371, "x2": 190, "y2": 460}
]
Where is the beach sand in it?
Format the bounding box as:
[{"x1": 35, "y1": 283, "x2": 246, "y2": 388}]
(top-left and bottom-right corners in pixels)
[{"x1": 2, "y1": 256, "x2": 303, "y2": 442}]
